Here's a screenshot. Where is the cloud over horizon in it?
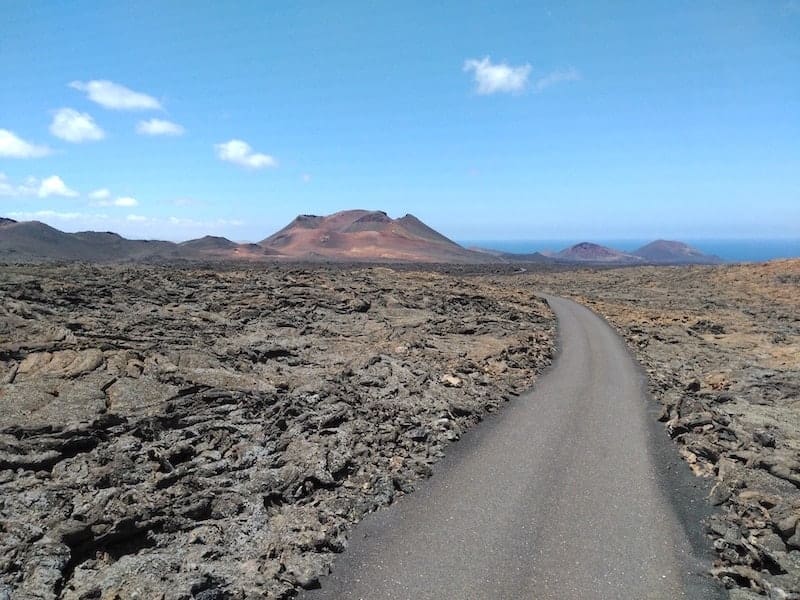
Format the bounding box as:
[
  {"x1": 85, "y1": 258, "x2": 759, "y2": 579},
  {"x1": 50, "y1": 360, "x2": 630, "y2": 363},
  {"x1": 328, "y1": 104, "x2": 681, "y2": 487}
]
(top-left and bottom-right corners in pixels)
[
  {"x1": 0, "y1": 129, "x2": 51, "y2": 158},
  {"x1": 8, "y1": 209, "x2": 96, "y2": 222},
  {"x1": 50, "y1": 108, "x2": 105, "y2": 143},
  {"x1": 69, "y1": 80, "x2": 162, "y2": 111},
  {"x1": 215, "y1": 139, "x2": 277, "y2": 169}
]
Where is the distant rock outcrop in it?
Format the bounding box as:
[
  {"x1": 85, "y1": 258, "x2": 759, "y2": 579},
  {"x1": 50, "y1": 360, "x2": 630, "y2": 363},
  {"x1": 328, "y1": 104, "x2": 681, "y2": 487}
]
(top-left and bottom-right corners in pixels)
[{"x1": 633, "y1": 240, "x2": 722, "y2": 264}]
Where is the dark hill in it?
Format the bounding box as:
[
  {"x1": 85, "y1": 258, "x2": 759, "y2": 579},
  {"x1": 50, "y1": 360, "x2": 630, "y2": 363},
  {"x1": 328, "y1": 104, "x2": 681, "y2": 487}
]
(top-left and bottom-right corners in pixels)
[
  {"x1": 633, "y1": 240, "x2": 723, "y2": 264},
  {"x1": 180, "y1": 236, "x2": 238, "y2": 250},
  {"x1": 0, "y1": 219, "x2": 256, "y2": 262},
  {"x1": 555, "y1": 242, "x2": 643, "y2": 263}
]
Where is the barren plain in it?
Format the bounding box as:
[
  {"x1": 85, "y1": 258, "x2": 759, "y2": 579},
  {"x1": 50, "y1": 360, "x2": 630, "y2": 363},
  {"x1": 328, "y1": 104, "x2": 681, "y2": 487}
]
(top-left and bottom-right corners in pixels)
[
  {"x1": 0, "y1": 264, "x2": 553, "y2": 599},
  {"x1": 1, "y1": 260, "x2": 798, "y2": 599}
]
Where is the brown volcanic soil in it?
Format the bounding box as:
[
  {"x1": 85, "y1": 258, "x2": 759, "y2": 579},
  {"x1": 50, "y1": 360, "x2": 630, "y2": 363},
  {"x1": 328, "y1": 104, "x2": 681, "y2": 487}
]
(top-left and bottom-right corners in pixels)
[
  {"x1": 530, "y1": 260, "x2": 800, "y2": 598},
  {"x1": 260, "y1": 210, "x2": 491, "y2": 263},
  {"x1": 0, "y1": 263, "x2": 553, "y2": 599}
]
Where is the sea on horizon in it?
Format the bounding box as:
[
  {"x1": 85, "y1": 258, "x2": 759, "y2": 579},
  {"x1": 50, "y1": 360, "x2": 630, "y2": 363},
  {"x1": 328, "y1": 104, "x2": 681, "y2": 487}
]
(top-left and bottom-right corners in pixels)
[{"x1": 456, "y1": 239, "x2": 800, "y2": 263}]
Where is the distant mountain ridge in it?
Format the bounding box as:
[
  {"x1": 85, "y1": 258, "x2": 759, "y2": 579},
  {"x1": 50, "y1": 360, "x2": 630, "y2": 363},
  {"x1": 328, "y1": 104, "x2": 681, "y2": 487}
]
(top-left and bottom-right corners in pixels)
[
  {"x1": 0, "y1": 219, "x2": 270, "y2": 262},
  {"x1": 1, "y1": 212, "x2": 724, "y2": 264}
]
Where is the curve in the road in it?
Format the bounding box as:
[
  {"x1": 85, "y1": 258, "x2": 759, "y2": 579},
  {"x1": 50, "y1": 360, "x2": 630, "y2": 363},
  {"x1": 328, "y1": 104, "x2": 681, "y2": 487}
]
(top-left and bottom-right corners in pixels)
[{"x1": 299, "y1": 295, "x2": 722, "y2": 600}]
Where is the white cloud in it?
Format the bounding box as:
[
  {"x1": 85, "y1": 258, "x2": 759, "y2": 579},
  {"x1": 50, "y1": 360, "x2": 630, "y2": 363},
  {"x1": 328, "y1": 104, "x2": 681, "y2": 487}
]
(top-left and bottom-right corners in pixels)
[
  {"x1": 534, "y1": 67, "x2": 581, "y2": 92},
  {"x1": 136, "y1": 118, "x2": 185, "y2": 136},
  {"x1": 0, "y1": 173, "x2": 78, "y2": 198},
  {"x1": 90, "y1": 191, "x2": 139, "y2": 207},
  {"x1": 38, "y1": 175, "x2": 79, "y2": 198},
  {"x1": 215, "y1": 139, "x2": 277, "y2": 169},
  {"x1": 126, "y1": 214, "x2": 147, "y2": 222},
  {"x1": 463, "y1": 57, "x2": 531, "y2": 94},
  {"x1": 88, "y1": 188, "x2": 111, "y2": 200},
  {"x1": 50, "y1": 108, "x2": 105, "y2": 143},
  {"x1": 0, "y1": 129, "x2": 51, "y2": 158},
  {"x1": 69, "y1": 80, "x2": 162, "y2": 110}
]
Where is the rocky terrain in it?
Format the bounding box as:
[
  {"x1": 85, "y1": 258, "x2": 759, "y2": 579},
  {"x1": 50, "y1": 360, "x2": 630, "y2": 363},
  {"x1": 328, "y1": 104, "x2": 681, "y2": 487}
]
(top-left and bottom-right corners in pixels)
[
  {"x1": 0, "y1": 263, "x2": 554, "y2": 599},
  {"x1": 3, "y1": 257, "x2": 795, "y2": 599},
  {"x1": 531, "y1": 260, "x2": 800, "y2": 599}
]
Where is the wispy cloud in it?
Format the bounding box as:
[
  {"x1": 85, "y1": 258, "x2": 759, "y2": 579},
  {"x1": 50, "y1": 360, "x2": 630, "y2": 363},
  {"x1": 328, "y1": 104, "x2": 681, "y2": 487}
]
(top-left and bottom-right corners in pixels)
[
  {"x1": 0, "y1": 172, "x2": 35, "y2": 196},
  {"x1": 463, "y1": 57, "x2": 531, "y2": 94},
  {"x1": 215, "y1": 139, "x2": 277, "y2": 169},
  {"x1": 50, "y1": 108, "x2": 105, "y2": 143},
  {"x1": 87, "y1": 187, "x2": 139, "y2": 207},
  {"x1": 93, "y1": 196, "x2": 139, "y2": 208},
  {"x1": 136, "y1": 118, "x2": 185, "y2": 136},
  {"x1": 0, "y1": 173, "x2": 78, "y2": 198},
  {"x1": 534, "y1": 67, "x2": 581, "y2": 92},
  {"x1": 0, "y1": 129, "x2": 51, "y2": 158},
  {"x1": 9, "y1": 209, "x2": 96, "y2": 221},
  {"x1": 463, "y1": 57, "x2": 580, "y2": 95},
  {"x1": 69, "y1": 80, "x2": 162, "y2": 110},
  {"x1": 88, "y1": 188, "x2": 111, "y2": 201}
]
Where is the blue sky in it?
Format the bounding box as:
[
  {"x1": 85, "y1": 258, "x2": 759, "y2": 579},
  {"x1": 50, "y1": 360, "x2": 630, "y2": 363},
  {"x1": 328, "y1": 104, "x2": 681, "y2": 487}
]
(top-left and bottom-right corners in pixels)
[{"x1": 1, "y1": 1, "x2": 798, "y2": 241}]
